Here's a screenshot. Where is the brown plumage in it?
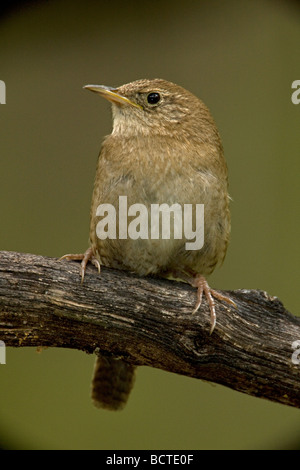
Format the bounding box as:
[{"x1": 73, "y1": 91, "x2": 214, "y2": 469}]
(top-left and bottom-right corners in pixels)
[{"x1": 61, "y1": 78, "x2": 234, "y2": 410}]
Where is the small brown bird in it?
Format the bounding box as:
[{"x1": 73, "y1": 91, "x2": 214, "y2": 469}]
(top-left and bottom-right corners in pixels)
[{"x1": 61, "y1": 78, "x2": 234, "y2": 410}]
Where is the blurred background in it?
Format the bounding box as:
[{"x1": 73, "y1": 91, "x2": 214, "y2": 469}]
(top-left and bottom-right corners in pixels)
[{"x1": 0, "y1": 0, "x2": 299, "y2": 450}]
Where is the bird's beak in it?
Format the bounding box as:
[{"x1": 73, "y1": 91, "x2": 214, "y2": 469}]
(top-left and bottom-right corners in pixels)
[{"x1": 83, "y1": 84, "x2": 142, "y2": 109}]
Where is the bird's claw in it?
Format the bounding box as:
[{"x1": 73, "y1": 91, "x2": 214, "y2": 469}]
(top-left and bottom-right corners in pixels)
[{"x1": 59, "y1": 247, "x2": 100, "y2": 283}]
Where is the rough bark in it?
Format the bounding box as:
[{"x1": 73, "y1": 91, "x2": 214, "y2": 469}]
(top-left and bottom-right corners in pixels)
[{"x1": 0, "y1": 250, "x2": 299, "y2": 408}]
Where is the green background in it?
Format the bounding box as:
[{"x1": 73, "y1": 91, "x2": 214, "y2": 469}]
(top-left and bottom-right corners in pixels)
[{"x1": 0, "y1": 0, "x2": 299, "y2": 450}]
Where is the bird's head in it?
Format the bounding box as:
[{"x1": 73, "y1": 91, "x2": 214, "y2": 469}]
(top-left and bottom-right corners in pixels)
[{"x1": 84, "y1": 78, "x2": 216, "y2": 140}]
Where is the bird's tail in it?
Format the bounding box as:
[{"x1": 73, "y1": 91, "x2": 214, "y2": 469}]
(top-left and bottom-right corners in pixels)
[{"x1": 91, "y1": 355, "x2": 136, "y2": 410}]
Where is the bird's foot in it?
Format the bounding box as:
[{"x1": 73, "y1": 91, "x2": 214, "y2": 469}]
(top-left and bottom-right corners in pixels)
[
  {"x1": 59, "y1": 247, "x2": 100, "y2": 283},
  {"x1": 189, "y1": 274, "x2": 236, "y2": 334},
  {"x1": 171, "y1": 270, "x2": 236, "y2": 334}
]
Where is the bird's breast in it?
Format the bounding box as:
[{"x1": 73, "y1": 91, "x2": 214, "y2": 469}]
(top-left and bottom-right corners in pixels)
[{"x1": 89, "y1": 133, "x2": 230, "y2": 276}]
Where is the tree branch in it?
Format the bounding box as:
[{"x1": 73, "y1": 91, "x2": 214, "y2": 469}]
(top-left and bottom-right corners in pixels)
[{"x1": 0, "y1": 250, "x2": 299, "y2": 408}]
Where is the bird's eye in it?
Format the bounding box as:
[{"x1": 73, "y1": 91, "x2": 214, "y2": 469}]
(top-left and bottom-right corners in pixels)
[{"x1": 147, "y1": 92, "x2": 161, "y2": 105}]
